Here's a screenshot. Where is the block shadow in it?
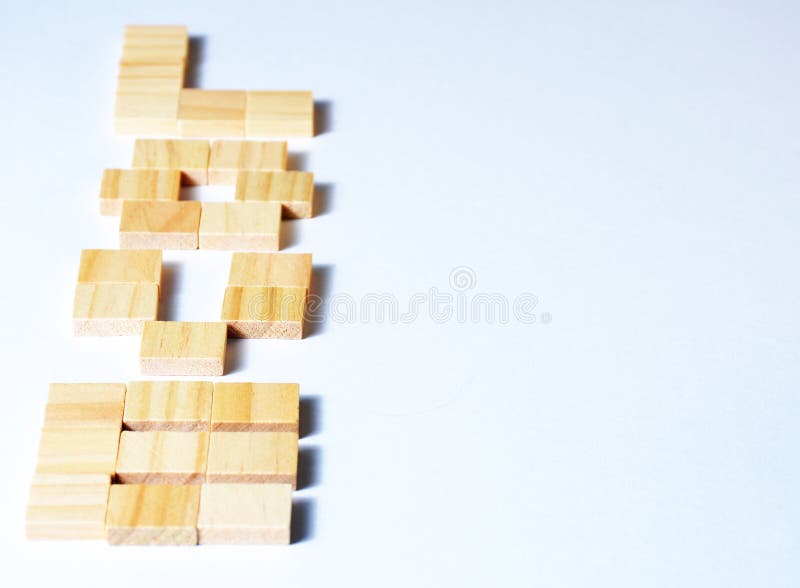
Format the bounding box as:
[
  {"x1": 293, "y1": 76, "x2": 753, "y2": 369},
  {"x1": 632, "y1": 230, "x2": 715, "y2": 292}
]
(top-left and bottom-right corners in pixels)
[
  {"x1": 280, "y1": 220, "x2": 302, "y2": 249},
  {"x1": 157, "y1": 261, "x2": 181, "y2": 321},
  {"x1": 314, "y1": 100, "x2": 332, "y2": 136},
  {"x1": 184, "y1": 35, "x2": 207, "y2": 88},
  {"x1": 313, "y1": 183, "x2": 334, "y2": 217},
  {"x1": 291, "y1": 497, "x2": 317, "y2": 543},
  {"x1": 305, "y1": 264, "x2": 334, "y2": 338},
  {"x1": 299, "y1": 395, "x2": 322, "y2": 439},
  {"x1": 296, "y1": 445, "x2": 321, "y2": 490},
  {"x1": 286, "y1": 152, "x2": 309, "y2": 171},
  {"x1": 224, "y1": 336, "x2": 247, "y2": 374}
]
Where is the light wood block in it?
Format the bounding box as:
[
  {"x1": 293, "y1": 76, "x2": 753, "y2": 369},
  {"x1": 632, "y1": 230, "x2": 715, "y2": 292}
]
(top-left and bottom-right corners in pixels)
[
  {"x1": 36, "y1": 429, "x2": 121, "y2": 475},
  {"x1": 132, "y1": 139, "x2": 210, "y2": 185},
  {"x1": 44, "y1": 383, "x2": 126, "y2": 430},
  {"x1": 198, "y1": 202, "x2": 281, "y2": 251},
  {"x1": 123, "y1": 25, "x2": 189, "y2": 40},
  {"x1": 197, "y1": 483, "x2": 292, "y2": 544},
  {"x1": 120, "y1": 44, "x2": 187, "y2": 65},
  {"x1": 245, "y1": 91, "x2": 313, "y2": 137},
  {"x1": 235, "y1": 171, "x2": 314, "y2": 219},
  {"x1": 106, "y1": 484, "x2": 200, "y2": 546},
  {"x1": 208, "y1": 140, "x2": 287, "y2": 184},
  {"x1": 140, "y1": 321, "x2": 227, "y2": 376},
  {"x1": 115, "y1": 431, "x2": 209, "y2": 484},
  {"x1": 124, "y1": 381, "x2": 213, "y2": 431},
  {"x1": 228, "y1": 252, "x2": 312, "y2": 289},
  {"x1": 77, "y1": 249, "x2": 162, "y2": 288},
  {"x1": 116, "y1": 76, "x2": 182, "y2": 96},
  {"x1": 73, "y1": 283, "x2": 159, "y2": 336},
  {"x1": 26, "y1": 474, "x2": 111, "y2": 540},
  {"x1": 99, "y1": 169, "x2": 181, "y2": 216},
  {"x1": 221, "y1": 286, "x2": 306, "y2": 339},
  {"x1": 118, "y1": 64, "x2": 185, "y2": 80},
  {"x1": 178, "y1": 89, "x2": 246, "y2": 137},
  {"x1": 114, "y1": 94, "x2": 179, "y2": 136},
  {"x1": 119, "y1": 200, "x2": 201, "y2": 250},
  {"x1": 206, "y1": 432, "x2": 298, "y2": 487},
  {"x1": 211, "y1": 383, "x2": 299, "y2": 432}
]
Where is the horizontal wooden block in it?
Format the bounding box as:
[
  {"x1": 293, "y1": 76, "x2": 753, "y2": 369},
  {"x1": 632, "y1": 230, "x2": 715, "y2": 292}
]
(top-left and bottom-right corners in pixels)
[
  {"x1": 206, "y1": 432, "x2": 298, "y2": 487},
  {"x1": 197, "y1": 483, "x2": 292, "y2": 544},
  {"x1": 77, "y1": 249, "x2": 162, "y2": 288},
  {"x1": 26, "y1": 474, "x2": 111, "y2": 540},
  {"x1": 118, "y1": 64, "x2": 185, "y2": 80},
  {"x1": 235, "y1": 171, "x2": 314, "y2": 219},
  {"x1": 120, "y1": 45, "x2": 187, "y2": 65},
  {"x1": 245, "y1": 91, "x2": 313, "y2": 137},
  {"x1": 140, "y1": 321, "x2": 228, "y2": 376},
  {"x1": 44, "y1": 383, "x2": 126, "y2": 430},
  {"x1": 73, "y1": 283, "x2": 159, "y2": 336},
  {"x1": 114, "y1": 94, "x2": 179, "y2": 136},
  {"x1": 208, "y1": 140, "x2": 287, "y2": 184},
  {"x1": 178, "y1": 89, "x2": 246, "y2": 137},
  {"x1": 198, "y1": 202, "x2": 281, "y2": 251},
  {"x1": 221, "y1": 286, "x2": 306, "y2": 339},
  {"x1": 115, "y1": 431, "x2": 209, "y2": 484},
  {"x1": 132, "y1": 139, "x2": 210, "y2": 185},
  {"x1": 119, "y1": 200, "x2": 201, "y2": 250},
  {"x1": 36, "y1": 429, "x2": 121, "y2": 475},
  {"x1": 116, "y1": 76, "x2": 183, "y2": 96},
  {"x1": 123, "y1": 381, "x2": 213, "y2": 431},
  {"x1": 99, "y1": 169, "x2": 181, "y2": 216},
  {"x1": 228, "y1": 252, "x2": 312, "y2": 289},
  {"x1": 211, "y1": 383, "x2": 299, "y2": 432},
  {"x1": 106, "y1": 484, "x2": 200, "y2": 546},
  {"x1": 123, "y1": 25, "x2": 188, "y2": 40}
]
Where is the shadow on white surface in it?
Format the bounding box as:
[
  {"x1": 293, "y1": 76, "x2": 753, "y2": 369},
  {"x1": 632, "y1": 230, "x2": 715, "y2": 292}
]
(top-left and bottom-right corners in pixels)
[
  {"x1": 299, "y1": 395, "x2": 322, "y2": 439},
  {"x1": 296, "y1": 446, "x2": 321, "y2": 490},
  {"x1": 314, "y1": 100, "x2": 332, "y2": 136},
  {"x1": 184, "y1": 35, "x2": 207, "y2": 88},
  {"x1": 291, "y1": 497, "x2": 316, "y2": 544},
  {"x1": 305, "y1": 264, "x2": 335, "y2": 338}
]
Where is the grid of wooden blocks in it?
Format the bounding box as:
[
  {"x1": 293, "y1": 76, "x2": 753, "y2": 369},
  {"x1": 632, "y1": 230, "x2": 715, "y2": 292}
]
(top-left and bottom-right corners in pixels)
[{"x1": 28, "y1": 382, "x2": 300, "y2": 545}]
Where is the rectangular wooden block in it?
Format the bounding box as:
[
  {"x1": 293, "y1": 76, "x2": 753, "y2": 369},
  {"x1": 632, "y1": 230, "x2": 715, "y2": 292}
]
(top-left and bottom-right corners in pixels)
[
  {"x1": 99, "y1": 169, "x2": 181, "y2": 216},
  {"x1": 116, "y1": 76, "x2": 183, "y2": 96},
  {"x1": 106, "y1": 484, "x2": 200, "y2": 545},
  {"x1": 123, "y1": 381, "x2": 213, "y2": 431},
  {"x1": 123, "y1": 25, "x2": 189, "y2": 41},
  {"x1": 221, "y1": 286, "x2": 306, "y2": 339},
  {"x1": 73, "y1": 283, "x2": 159, "y2": 336},
  {"x1": 140, "y1": 321, "x2": 228, "y2": 376},
  {"x1": 119, "y1": 200, "x2": 201, "y2": 250},
  {"x1": 208, "y1": 140, "x2": 287, "y2": 184},
  {"x1": 228, "y1": 252, "x2": 312, "y2": 289},
  {"x1": 235, "y1": 171, "x2": 314, "y2": 219},
  {"x1": 178, "y1": 89, "x2": 246, "y2": 137},
  {"x1": 77, "y1": 249, "x2": 162, "y2": 288},
  {"x1": 36, "y1": 429, "x2": 121, "y2": 475},
  {"x1": 118, "y1": 64, "x2": 185, "y2": 80},
  {"x1": 197, "y1": 483, "x2": 292, "y2": 545},
  {"x1": 115, "y1": 431, "x2": 209, "y2": 484},
  {"x1": 120, "y1": 45, "x2": 187, "y2": 65},
  {"x1": 26, "y1": 474, "x2": 111, "y2": 540},
  {"x1": 44, "y1": 383, "x2": 126, "y2": 430},
  {"x1": 132, "y1": 139, "x2": 210, "y2": 185},
  {"x1": 245, "y1": 91, "x2": 313, "y2": 137},
  {"x1": 114, "y1": 94, "x2": 179, "y2": 136},
  {"x1": 198, "y1": 202, "x2": 281, "y2": 251},
  {"x1": 206, "y1": 432, "x2": 298, "y2": 487},
  {"x1": 211, "y1": 383, "x2": 299, "y2": 432}
]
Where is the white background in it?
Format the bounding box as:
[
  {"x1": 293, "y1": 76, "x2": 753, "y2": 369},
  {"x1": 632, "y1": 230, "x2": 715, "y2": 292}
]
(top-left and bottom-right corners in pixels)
[{"x1": 0, "y1": 1, "x2": 798, "y2": 585}]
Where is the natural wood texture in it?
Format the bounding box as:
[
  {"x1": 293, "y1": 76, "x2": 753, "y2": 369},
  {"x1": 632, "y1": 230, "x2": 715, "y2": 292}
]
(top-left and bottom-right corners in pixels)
[
  {"x1": 99, "y1": 169, "x2": 181, "y2": 216},
  {"x1": 116, "y1": 76, "x2": 183, "y2": 96},
  {"x1": 211, "y1": 383, "x2": 299, "y2": 432},
  {"x1": 206, "y1": 432, "x2": 298, "y2": 487},
  {"x1": 228, "y1": 252, "x2": 312, "y2": 289},
  {"x1": 118, "y1": 63, "x2": 185, "y2": 81},
  {"x1": 197, "y1": 483, "x2": 292, "y2": 544},
  {"x1": 106, "y1": 484, "x2": 200, "y2": 545},
  {"x1": 235, "y1": 171, "x2": 314, "y2": 219},
  {"x1": 124, "y1": 381, "x2": 213, "y2": 431},
  {"x1": 132, "y1": 139, "x2": 210, "y2": 185},
  {"x1": 77, "y1": 249, "x2": 162, "y2": 288},
  {"x1": 123, "y1": 25, "x2": 189, "y2": 41},
  {"x1": 73, "y1": 283, "x2": 159, "y2": 336},
  {"x1": 245, "y1": 91, "x2": 314, "y2": 137},
  {"x1": 26, "y1": 474, "x2": 111, "y2": 540},
  {"x1": 178, "y1": 89, "x2": 247, "y2": 137},
  {"x1": 114, "y1": 94, "x2": 180, "y2": 136},
  {"x1": 115, "y1": 431, "x2": 210, "y2": 484},
  {"x1": 44, "y1": 383, "x2": 126, "y2": 430},
  {"x1": 139, "y1": 321, "x2": 228, "y2": 376},
  {"x1": 221, "y1": 286, "x2": 306, "y2": 339},
  {"x1": 36, "y1": 429, "x2": 121, "y2": 475},
  {"x1": 198, "y1": 202, "x2": 281, "y2": 251},
  {"x1": 207, "y1": 140, "x2": 287, "y2": 184},
  {"x1": 119, "y1": 200, "x2": 201, "y2": 250}
]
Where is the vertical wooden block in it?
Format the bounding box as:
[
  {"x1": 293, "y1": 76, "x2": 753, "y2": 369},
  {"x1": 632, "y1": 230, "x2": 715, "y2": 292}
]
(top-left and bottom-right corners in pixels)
[
  {"x1": 73, "y1": 283, "x2": 159, "y2": 336},
  {"x1": 211, "y1": 383, "x2": 299, "y2": 432},
  {"x1": 77, "y1": 249, "x2": 162, "y2": 289},
  {"x1": 119, "y1": 200, "x2": 201, "y2": 250},
  {"x1": 36, "y1": 429, "x2": 121, "y2": 475},
  {"x1": 221, "y1": 286, "x2": 306, "y2": 339},
  {"x1": 139, "y1": 321, "x2": 228, "y2": 376},
  {"x1": 205, "y1": 432, "x2": 298, "y2": 487},
  {"x1": 106, "y1": 484, "x2": 200, "y2": 546},
  {"x1": 178, "y1": 89, "x2": 247, "y2": 138},
  {"x1": 132, "y1": 139, "x2": 210, "y2": 185},
  {"x1": 115, "y1": 431, "x2": 209, "y2": 484},
  {"x1": 26, "y1": 474, "x2": 111, "y2": 540},
  {"x1": 197, "y1": 483, "x2": 292, "y2": 544},
  {"x1": 245, "y1": 91, "x2": 314, "y2": 137},
  {"x1": 235, "y1": 171, "x2": 314, "y2": 219},
  {"x1": 99, "y1": 169, "x2": 181, "y2": 216},
  {"x1": 207, "y1": 140, "x2": 287, "y2": 184},
  {"x1": 123, "y1": 381, "x2": 213, "y2": 431},
  {"x1": 228, "y1": 252, "x2": 313, "y2": 289},
  {"x1": 44, "y1": 383, "x2": 126, "y2": 430},
  {"x1": 198, "y1": 202, "x2": 281, "y2": 251}
]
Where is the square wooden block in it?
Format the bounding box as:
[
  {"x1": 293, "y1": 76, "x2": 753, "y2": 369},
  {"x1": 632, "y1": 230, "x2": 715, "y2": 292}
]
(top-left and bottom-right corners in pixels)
[
  {"x1": 206, "y1": 432, "x2": 298, "y2": 487},
  {"x1": 245, "y1": 91, "x2": 313, "y2": 137},
  {"x1": 124, "y1": 381, "x2": 213, "y2": 431},
  {"x1": 99, "y1": 169, "x2": 181, "y2": 216},
  {"x1": 106, "y1": 484, "x2": 200, "y2": 546},
  {"x1": 119, "y1": 200, "x2": 201, "y2": 250},
  {"x1": 208, "y1": 140, "x2": 287, "y2": 184},
  {"x1": 44, "y1": 383, "x2": 126, "y2": 430},
  {"x1": 114, "y1": 94, "x2": 180, "y2": 136},
  {"x1": 73, "y1": 283, "x2": 159, "y2": 336},
  {"x1": 211, "y1": 383, "x2": 299, "y2": 432},
  {"x1": 132, "y1": 139, "x2": 210, "y2": 185},
  {"x1": 115, "y1": 431, "x2": 209, "y2": 484},
  {"x1": 228, "y1": 252, "x2": 312, "y2": 289},
  {"x1": 178, "y1": 89, "x2": 246, "y2": 137},
  {"x1": 198, "y1": 202, "x2": 281, "y2": 251},
  {"x1": 197, "y1": 483, "x2": 292, "y2": 544},
  {"x1": 77, "y1": 249, "x2": 162, "y2": 288},
  {"x1": 221, "y1": 286, "x2": 306, "y2": 339},
  {"x1": 235, "y1": 171, "x2": 314, "y2": 219},
  {"x1": 26, "y1": 474, "x2": 111, "y2": 540},
  {"x1": 140, "y1": 321, "x2": 228, "y2": 376},
  {"x1": 36, "y1": 429, "x2": 121, "y2": 475}
]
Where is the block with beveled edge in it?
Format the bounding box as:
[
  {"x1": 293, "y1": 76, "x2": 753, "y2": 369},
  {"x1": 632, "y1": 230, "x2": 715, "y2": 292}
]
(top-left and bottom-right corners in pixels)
[
  {"x1": 221, "y1": 286, "x2": 306, "y2": 339},
  {"x1": 123, "y1": 381, "x2": 213, "y2": 431},
  {"x1": 211, "y1": 383, "x2": 299, "y2": 432},
  {"x1": 139, "y1": 321, "x2": 227, "y2": 376},
  {"x1": 119, "y1": 200, "x2": 201, "y2": 250},
  {"x1": 106, "y1": 484, "x2": 200, "y2": 545}
]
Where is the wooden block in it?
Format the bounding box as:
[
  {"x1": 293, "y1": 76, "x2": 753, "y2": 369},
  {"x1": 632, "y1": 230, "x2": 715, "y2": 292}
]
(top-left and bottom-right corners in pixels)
[
  {"x1": 208, "y1": 140, "x2": 287, "y2": 184},
  {"x1": 123, "y1": 381, "x2": 213, "y2": 431},
  {"x1": 120, "y1": 45, "x2": 187, "y2": 65},
  {"x1": 119, "y1": 200, "x2": 201, "y2": 250},
  {"x1": 221, "y1": 286, "x2": 306, "y2": 339},
  {"x1": 118, "y1": 64, "x2": 185, "y2": 80},
  {"x1": 197, "y1": 483, "x2": 292, "y2": 544},
  {"x1": 245, "y1": 91, "x2": 313, "y2": 137},
  {"x1": 99, "y1": 169, "x2": 181, "y2": 216},
  {"x1": 36, "y1": 429, "x2": 121, "y2": 475},
  {"x1": 77, "y1": 249, "x2": 162, "y2": 288},
  {"x1": 198, "y1": 202, "x2": 281, "y2": 251},
  {"x1": 206, "y1": 432, "x2": 298, "y2": 487},
  {"x1": 44, "y1": 383, "x2": 126, "y2": 430},
  {"x1": 178, "y1": 89, "x2": 246, "y2": 137},
  {"x1": 211, "y1": 383, "x2": 299, "y2": 432},
  {"x1": 26, "y1": 474, "x2": 111, "y2": 540},
  {"x1": 123, "y1": 25, "x2": 189, "y2": 40},
  {"x1": 73, "y1": 283, "x2": 159, "y2": 336},
  {"x1": 116, "y1": 76, "x2": 183, "y2": 96},
  {"x1": 140, "y1": 321, "x2": 227, "y2": 376},
  {"x1": 228, "y1": 252, "x2": 312, "y2": 289},
  {"x1": 132, "y1": 139, "x2": 210, "y2": 185},
  {"x1": 115, "y1": 431, "x2": 209, "y2": 484},
  {"x1": 235, "y1": 171, "x2": 314, "y2": 219},
  {"x1": 106, "y1": 484, "x2": 200, "y2": 545},
  {"x1": 114, "y1": 94, "x2": 179, "y2": 136}
]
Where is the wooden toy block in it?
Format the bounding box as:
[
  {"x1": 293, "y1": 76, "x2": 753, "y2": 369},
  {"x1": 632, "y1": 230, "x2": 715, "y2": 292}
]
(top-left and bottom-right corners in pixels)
[
  {"x1": 132, "y1": 139, "x2": 210, "y2": 185},
  {"x1": 26, "y1": 474, "x2": 111, "y2": 540},
  {"x1": 73, "y1": 283, "x2": 159, "y2": 336},
  {"x1": 44, "y1": 383, "x2": 126, "y2": 430},
  {"x1": 123, "y1": 381, "x2": 213, "y2": 431},
  {"x1": 197, "y1": 483, "x2": 292, "y2": 544},
  {"x1": 120, "y1": 45, "x2": 187, "y2": 65},
  {"x1": 178, "y1": 89, "x2": 247, "y2": 137},
  {"x1": 77, "y1": 249, "x2": 162, "y2": 288},
  {"x1": 36, "y1": 429, "x2": 121, "y2": 475},
  {"x1": 221, "y1": 286, "x2": 306, "y2": 339},
  {"x1": 207, "y1": 140, "x2": 287, "y2": 184},
  {"x1": 99, "y1": 169, "x2": 181, "y2": 216},
  {"x1": 106, "y1": 484, "x2": 200, "y2": 546},
  {"x1": 123, "y1": 25, "x2": 189, "y2": 41},
  {"x1": 114, "y1": 94, "x2": 179, "y2": 136},
  {"x1": 211, "y1": 383, "x2": 299, "y2": 432},
  {"x1": 119, "y1": 200, "x2": 201, "y2": 250},
  {"x1": 245, "y1": 91, "x2": 314, "y2": 137},
  {"x1": 140, "y1": 321, "x2": 227, "y2": 376},
  {"x1": 115, "y1": 431, "x2": 210, "y2": 484},
  {"x1": 206, "y1": 432, "x2": 298, "y2": 487},
  {"x1": 118, "y1": 64, "x2": 185, "y2": 81},
  {"x1": 228, "y1": 252, "x2": 313, "y2": 289},
  {"x1": 198, "y1": 202, "x2": 281, "y2": 251},
  {"x1": 235, "y1": 171, "x2": 314, "y2": 219}
]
